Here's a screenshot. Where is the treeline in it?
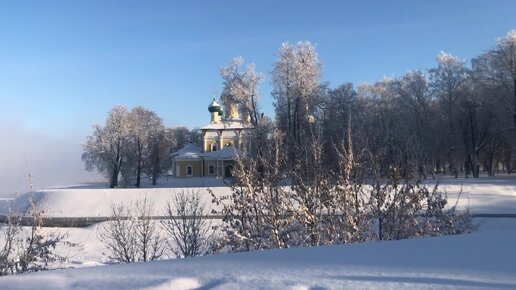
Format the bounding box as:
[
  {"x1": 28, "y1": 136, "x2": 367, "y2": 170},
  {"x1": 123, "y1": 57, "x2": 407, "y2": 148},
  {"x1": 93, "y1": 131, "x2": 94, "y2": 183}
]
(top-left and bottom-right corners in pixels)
[
  {"x1": 83, "y1": 29, "x2": 516, "y2": 186},
  {"x1": 82, "y1": 106, "x2": 201, "y2": 188},
  {"x1": 214, "y1": 41, "x2": 491, "y2": 251},
  {"x1": 262, "y1": 30, "x2": 516, "y2": 179},
  {"x1": 220, "y1": 30, "x2": 516, "y2": 180},
  {"x1": 212, "y1": 30, "x2": 515, "y2": 250}
]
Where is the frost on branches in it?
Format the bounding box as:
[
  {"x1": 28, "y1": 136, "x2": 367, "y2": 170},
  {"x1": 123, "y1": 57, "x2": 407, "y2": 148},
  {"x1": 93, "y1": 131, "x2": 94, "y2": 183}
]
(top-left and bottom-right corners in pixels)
[
  {"x1": 162, "y1": 190, "x2": 213, "y2": 258},
  {"x1": 97, "y1": 197, "x2": 165, "y2": 263},
  {"x1": 211, "y1": 122, "x2": 476, "y2": 253},
  {"x1": 220, "y1": 56, "x2": 262, "y2": 126},
  {"x1": 82, "y1": 106, "x2": 173, "y2": 188},
  {"x1": 0, "y1": 200, "x2": 69, "y2": 276}
]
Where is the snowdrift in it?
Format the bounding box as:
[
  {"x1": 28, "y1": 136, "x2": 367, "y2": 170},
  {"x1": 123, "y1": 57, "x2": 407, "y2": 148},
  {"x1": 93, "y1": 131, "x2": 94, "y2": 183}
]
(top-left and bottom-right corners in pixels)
[{"x1": 1, "y1": 229, "x2": 515, "y2": 289}]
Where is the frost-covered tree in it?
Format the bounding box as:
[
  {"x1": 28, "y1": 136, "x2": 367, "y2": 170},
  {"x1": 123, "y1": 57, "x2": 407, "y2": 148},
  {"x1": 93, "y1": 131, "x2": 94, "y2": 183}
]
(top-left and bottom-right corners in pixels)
[
  {"x1": 212, "y1": 130, "x2": 292, "y2": 251},
  {"x1": 83, "y1": 105, "x2": 173, "y2": 187},
  {"x1": 188, "y1": 127, "x2": 203, "y2": 148},
  {"x1": 357, "y1": 78, "x2": 421, "y2": 177},
  {"x1": 214, "y1": 116, "x2": 475, "y2": 250},
  {"x1": 471, "y1": 55, "x2": 510, "y2": 175},
  {"x1": 125, "y1": 107, "x2": 165, "y2": 187},
  {"x1": 487, "y1": 29, "x2": 516, "y2": 171},
  {"x1": 429, "y1": 52, "x2": 470, "y2": 178},
  {"x1": 455, "y1": 78, "x2": 495, "y2": 178},
  {"x1": 394, "y1": 71, "x2": 440, "y2": 177},
  {"x1": 168, "y1": 126, "x2": 190, "y2": 152},
  {"x1": 272, "y1": 41, "x2": 322, "y2": 158},
  {"x1": 145, "y1": 128, "x2": 174, "y2": 185},
  {"x1": 220, "y1": 57, "x2": 262, "y2": 126},
  {"x1": 321, "y1": 83, "x2": 357, "y2": 169},
  {"x1": 272, "y1": 41, "x2": 325, "y2": 179},
  {"x1": 82, "y1": 105, "x2": 130, "y2": 188}
]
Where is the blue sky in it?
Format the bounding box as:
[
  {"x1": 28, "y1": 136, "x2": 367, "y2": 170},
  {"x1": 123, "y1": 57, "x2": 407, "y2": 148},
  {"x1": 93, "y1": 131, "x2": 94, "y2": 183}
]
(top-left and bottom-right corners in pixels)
[{"x1": 0, "y1": 0, "x2": 515, "y2": 193}]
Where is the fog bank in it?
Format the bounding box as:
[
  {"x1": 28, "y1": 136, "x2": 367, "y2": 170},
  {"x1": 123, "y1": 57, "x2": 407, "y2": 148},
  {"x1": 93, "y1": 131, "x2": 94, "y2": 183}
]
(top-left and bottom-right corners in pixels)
[{"x1": 0, "y1": 120, "x2": 102, "y2": 197}]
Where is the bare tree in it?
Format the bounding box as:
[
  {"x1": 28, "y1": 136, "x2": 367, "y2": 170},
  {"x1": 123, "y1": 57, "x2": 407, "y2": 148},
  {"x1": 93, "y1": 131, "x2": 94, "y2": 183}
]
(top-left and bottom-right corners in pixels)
[
  {"x1": 98, "y1": 202, "x2": 137, "y2": 263},
  {"x1": 98, "y1": 198, "x2": 165, "y2": 263},
  {"x1": 162, "y1": 191, "x2": 212, "y2": 258},
  {"x1": 321, "y1": 83, "x2": 357, "y2": 170},
  {"x1": 134, "y1": 197, "x2": 166, "y2": 261}
]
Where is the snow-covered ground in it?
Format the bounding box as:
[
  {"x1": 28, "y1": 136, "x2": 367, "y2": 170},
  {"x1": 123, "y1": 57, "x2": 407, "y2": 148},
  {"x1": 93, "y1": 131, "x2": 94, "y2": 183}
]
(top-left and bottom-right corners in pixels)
[
  {"x1": 1, "y1": 175, "x2": 515, "y2": 289},
  {"x1": 1, "y1": 229, "x2": 515, "y2": 290},
  {"x1": 427, "y1": 175, "x2": 516, "y2": 214},
  {"x1": 1, "y1": 175, "x2": 515, "y2": 217},
  {"x1": 0, "y1": 177, "x2": 229, "y2": 217}
]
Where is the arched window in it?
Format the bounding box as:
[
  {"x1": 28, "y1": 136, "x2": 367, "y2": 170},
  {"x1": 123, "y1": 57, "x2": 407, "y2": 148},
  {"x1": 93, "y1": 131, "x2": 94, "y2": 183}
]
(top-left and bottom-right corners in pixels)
[
  {"x1": 186, "y1": 165, "x2": 193, "y2": 177},
  {"x1": 211, "y1": 143, "x2": 218, "y2": 151}
]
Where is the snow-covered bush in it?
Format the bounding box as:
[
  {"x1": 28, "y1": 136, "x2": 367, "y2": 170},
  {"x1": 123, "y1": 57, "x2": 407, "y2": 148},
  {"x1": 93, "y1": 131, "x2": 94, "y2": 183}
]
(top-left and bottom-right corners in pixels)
[
  {"x1": 211, "y1": 129, "x2": 295, "y2": 252},
  {"x1": 213, "y1": 123, "x2": 476, "y2": 253},
  {"x1": 99, "y1": 193, "x2": 215, "y2": 263},
  {"x1": 98, "y1": 197, "x2": 165, "y2": 263},
  {"x1": 0, "y1": 200, "x2": 68, "y2": 275},
  {"x1": 162, "y1": 190, "x2": 213, "y2": 258}
]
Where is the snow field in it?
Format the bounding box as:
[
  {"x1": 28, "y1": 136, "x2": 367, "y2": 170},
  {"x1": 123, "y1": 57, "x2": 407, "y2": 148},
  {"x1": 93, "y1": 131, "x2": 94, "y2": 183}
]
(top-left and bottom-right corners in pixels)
[
  {"x1": 2, "y1": 175, "x2": 515, "y2": 218},
  {"x1": 1, "y1": 229, "x2": 515, "y2": 289},
  {"x1": 1, "y1": 175, "x2": 515, "y2": 289}
]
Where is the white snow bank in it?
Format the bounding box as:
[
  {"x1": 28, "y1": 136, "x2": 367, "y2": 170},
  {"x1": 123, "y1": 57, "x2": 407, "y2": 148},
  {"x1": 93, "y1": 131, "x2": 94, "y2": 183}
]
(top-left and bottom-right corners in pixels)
[
  {"x1": 1, "y1": 229, "x2": 515, "y2": 289},
  {"x1": 0, "y1": 186, "x2": 228, "y2": 217},
  {"x1": 1, "y1": 175, "x2": 515, "y2": 217}
]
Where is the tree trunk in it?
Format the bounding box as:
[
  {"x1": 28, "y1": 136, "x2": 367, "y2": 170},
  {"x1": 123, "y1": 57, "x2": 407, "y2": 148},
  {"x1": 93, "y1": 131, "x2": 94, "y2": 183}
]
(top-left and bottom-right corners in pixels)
[
  {"x1": 512, "y1": 78, "x2": 516, "y2": 172},
  {"x1": 447, "y1": 93, "x2": 458, "y2": 179},
  {"x1": 110, "y1": 146, "x2": 121, "y2": 188},
  {"x1": 152, "y1": 154, "x2": 159, "y2": 186},
  {"x1": 512, "y1": 128, "x2": 516, "y2": 173},
  {"x1": 110, "y1": 164, "x2": 119, "y2": 188},
  {"x1": 486, "y1": 150, "x2": 495, "y2": 176},
  {"x1": 136, "y1": 139, "x2": 142, "y2": 188}
]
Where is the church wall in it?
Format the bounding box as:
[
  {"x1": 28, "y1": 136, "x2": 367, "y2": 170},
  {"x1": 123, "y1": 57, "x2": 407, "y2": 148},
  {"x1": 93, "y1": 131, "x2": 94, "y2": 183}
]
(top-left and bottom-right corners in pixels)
[
  {"x1": 203, "y1": 134, "x2": 239, "y2": 152},
  {"x1": 204, "y1": 161, "x2": 217, "y2": 177},
  {"x1": 175, "y1": 160, "x2": 202, "y2": 177},
  {"x1": 204, "y1": 138, "x2": 219, "y2": 152}
]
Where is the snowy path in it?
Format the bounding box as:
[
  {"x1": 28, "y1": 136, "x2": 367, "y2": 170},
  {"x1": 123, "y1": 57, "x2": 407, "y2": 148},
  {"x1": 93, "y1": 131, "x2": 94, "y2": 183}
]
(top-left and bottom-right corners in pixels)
[{"x1": 435, "y1": 176, "x2": 516, "y2": 214}]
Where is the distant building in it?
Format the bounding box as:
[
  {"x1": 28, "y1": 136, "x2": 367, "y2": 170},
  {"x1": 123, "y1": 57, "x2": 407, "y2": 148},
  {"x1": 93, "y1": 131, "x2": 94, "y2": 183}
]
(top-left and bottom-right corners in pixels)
[{"x1": 170, "y1": 97, "x2": 253, "y2": 178}]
